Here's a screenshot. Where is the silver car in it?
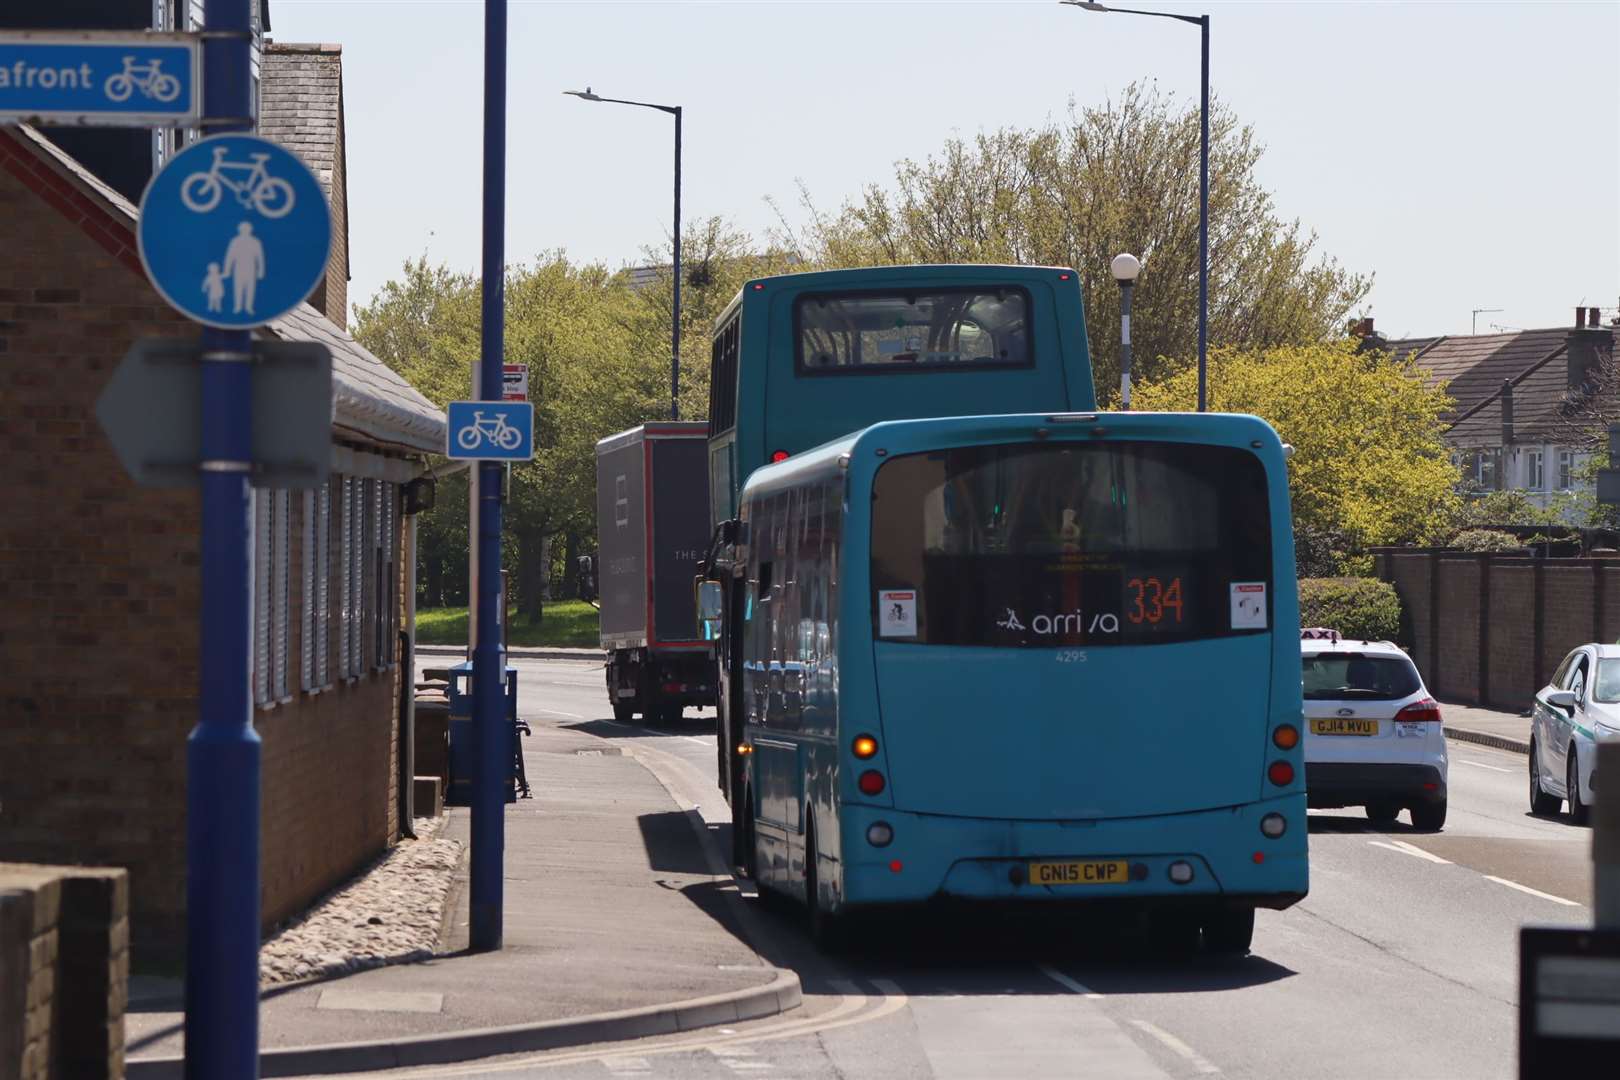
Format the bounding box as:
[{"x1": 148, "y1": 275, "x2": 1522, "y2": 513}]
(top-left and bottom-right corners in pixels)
[{"x1": 1529, "y1": 643, "x2": 1620, "y2": 823}]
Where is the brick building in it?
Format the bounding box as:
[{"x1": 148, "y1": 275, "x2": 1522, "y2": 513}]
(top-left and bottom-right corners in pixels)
[
  {"x1": 0, "y1": 49, "x2": 445, "y2": 963},
  {"x1": 1381, "y1": 311, "x2": 1620, "y2": 511}
]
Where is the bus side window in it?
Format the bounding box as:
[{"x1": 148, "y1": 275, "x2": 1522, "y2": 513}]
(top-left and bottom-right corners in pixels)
[{"x1": 758, "y1": 561, "x2": 773, "y2": 600}]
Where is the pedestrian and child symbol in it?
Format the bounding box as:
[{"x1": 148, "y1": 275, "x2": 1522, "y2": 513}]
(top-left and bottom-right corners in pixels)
[
  {"x1": 202, "y1": 223, "x2": 266, "y2": 315},
  {"x1": 138, "y1": 134, "x2": 330, "y2": 330}
]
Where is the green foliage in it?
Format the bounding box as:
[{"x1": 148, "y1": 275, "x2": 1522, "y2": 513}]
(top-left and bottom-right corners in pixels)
[
  {"x1": 1448, "y1": 490, "x2": 1569, "y2": 532},
  {"x1": 1448, "y1": 529, "x2": 1526, "y2": 553},
  {"x1": 1133, "y1": 341, "x2": 1460, "y2": 563},
  {"x1": 1299, "y1": 577, "x2": 1402, "y2": 643},
  {"x1": 415, "y1": 602, "x2": 600, "y2": 649},
  {"x1": 771, "y1": 83, "x2": 1371, "y2": 400}
]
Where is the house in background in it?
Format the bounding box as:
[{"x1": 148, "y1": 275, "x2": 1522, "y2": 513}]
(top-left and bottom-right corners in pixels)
[
  {"x1": 1380, "y1": 309, "x2": 1619, "y2": 513},
  {"x1": 0, "y1": 19, "x2": 443, "y2": 965}
]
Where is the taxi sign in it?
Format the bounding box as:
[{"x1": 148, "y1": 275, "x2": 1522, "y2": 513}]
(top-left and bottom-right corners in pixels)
[{"x1": 1301, "y1": 628, "x2": 1341, "y2": 642}]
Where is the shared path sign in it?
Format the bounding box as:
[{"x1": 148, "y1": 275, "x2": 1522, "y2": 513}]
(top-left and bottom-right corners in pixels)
[
  {"x1": 0, "y1": 31, "x2": 201, "y2": 127},
  {"x1": 138, "y1": 133, "x2": 331, "y2": 329},
  {"x1": 448, "y1": 401, "x2": 534, "y2": 461}
]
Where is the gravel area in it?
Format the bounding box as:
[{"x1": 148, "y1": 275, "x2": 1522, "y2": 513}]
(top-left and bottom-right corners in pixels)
[{"x1": 259, "y1": 817, "x2": 464, "y2": 985}]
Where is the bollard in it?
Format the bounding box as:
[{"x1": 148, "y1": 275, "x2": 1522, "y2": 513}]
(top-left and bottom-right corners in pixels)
[{"x1": 1596, "y1": 741, "x2": 1620, "y2": 929}]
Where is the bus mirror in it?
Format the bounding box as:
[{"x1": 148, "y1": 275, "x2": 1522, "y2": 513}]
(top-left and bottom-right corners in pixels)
[{"x1": 698, "y1": 580, "x2": 724, "y2": 636}]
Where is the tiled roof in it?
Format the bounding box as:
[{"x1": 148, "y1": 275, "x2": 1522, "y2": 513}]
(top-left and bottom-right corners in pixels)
[
  {"x1": 6, "y1": 124, "x2": 445, "y2": 455},
  {"x1": 259, "y1": 44, "x2": 342, "y2": 200},
  {"x1": 1387, "y1": 326, "x2": 1620, "y2": 445}
]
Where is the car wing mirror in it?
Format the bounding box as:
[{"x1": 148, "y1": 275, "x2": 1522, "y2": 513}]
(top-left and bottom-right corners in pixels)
[{"x1": 1546, "y1": 689, "x2": 1578, "y2": 710}]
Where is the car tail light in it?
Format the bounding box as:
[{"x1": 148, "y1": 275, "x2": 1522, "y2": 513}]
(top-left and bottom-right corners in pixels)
[
  {"x1": 1272, "y1": 724, "x2": 1299, "y2": 750},
  {"x1": 1396, "y1": 699, "x2": 1441, "y2": 723},
  {"x1": 858, "y1": 770, "x2": 886, "y2": 796},
  {"x1": 1268, "y1": 761, "x2": 1295, "y2": 786},
  {"x1": 852, "y1": 735, "x2": 878, "y2": 759},
  {"x1": 662, "y1": 682, "x2": 684, "y2": 694},
  {"x1": 771, "y1": 449, "x2": 790, "y2": 462}
]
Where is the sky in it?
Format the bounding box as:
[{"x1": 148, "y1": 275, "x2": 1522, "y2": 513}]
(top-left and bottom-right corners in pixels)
[{"x1": 271, "y1": 0, "x2": 1620, "y2": 341}]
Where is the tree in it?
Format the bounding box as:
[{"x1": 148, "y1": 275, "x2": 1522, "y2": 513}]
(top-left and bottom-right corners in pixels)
[
  {"x1": 774, "y1": 83, "x2": 1371, "y2": 400},
  {"x1": 1132, "y1": 341, "x2": 1460, "y2": 574}
]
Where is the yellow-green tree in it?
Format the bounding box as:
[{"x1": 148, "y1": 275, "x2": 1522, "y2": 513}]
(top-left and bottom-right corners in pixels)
[{"x1": 1132, "y1": 342, "x2": 1459, "y2": 574}]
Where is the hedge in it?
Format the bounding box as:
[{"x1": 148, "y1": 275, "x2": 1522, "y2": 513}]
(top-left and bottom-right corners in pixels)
[
  {"x1": 1298, "y1": 577, "x2": 1402, "y2": 643},
  {"x1": 1448, "y1": 528, "x2": 1525, "y2": 553}
]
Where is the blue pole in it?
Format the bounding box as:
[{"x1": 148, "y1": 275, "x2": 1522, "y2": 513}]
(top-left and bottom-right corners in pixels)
[
  {"x1": 470, "y1": 0, "x2": 508, "y2": 952},
  {"x1": 187, "y1": 1, "x2": 260, "y2": 1077},
  {"x1": 1197, "y1": 14, "x2": 1209, "y2": 412}
]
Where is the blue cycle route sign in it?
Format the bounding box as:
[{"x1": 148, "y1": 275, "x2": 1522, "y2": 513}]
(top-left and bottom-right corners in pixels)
[
  {"x1": 447, "y1": 401, "x2": 535, "y2": 461},
  {"x1": 0, "y1": 31, "x2": 201, "y2": 127},
  {"x1": 138, "y1": 134, "x2": 331, "y2": 330}
]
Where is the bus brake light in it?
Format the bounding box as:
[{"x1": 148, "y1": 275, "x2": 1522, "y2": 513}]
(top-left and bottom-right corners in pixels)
[
  {"x1": 858, "y1": 770, "x2": 886, "y2": 796},
  {"x1": 1267, "y1": 761, "x2": 1294, "y2": 786},
  {"x1": 771, "y1": 449, "x2": 790, "y2": 462}
]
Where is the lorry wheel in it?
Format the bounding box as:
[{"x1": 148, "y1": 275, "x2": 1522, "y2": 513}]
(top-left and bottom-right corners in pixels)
[{"x1": 612, "y1": 701, "x2": 635, "y2": 723}]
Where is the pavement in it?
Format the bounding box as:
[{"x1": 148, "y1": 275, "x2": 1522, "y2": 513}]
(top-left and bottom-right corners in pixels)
[
  {"x1": 1441, "y1": 700, "x2": 1532, "y2": 754},
  {"x1": 123, "y1": 717, "x2": 799, "y2": 1078}
]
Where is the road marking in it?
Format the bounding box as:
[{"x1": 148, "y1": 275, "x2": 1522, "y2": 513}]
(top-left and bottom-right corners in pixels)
[
  {"x1": 1456, "y1": 758, "x2": 1512, "y2": 773},
  {"x1": 1484, "y1": 875, "x2": 1582, "y2": 907},
  {"x1": 683, "y1": 735, "x2": 710, "y2": 745},
  {"x1": 603, "y1": 1057, "x2": 652, "y2": 1075},
  {"x1": 1368, "y1": 839, "x2": 1452, "y2": 864},
  {"x1": 1036, "y1": 963, "x2": 1104, "y2": 999},
  {"x1": 1130, "y1": 1019, "x2": 1221, "y2": 1075}
]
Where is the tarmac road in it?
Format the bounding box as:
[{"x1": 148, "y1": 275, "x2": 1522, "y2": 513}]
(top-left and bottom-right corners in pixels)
[{"x1": 386, "y1": 657, "x2": 1595, "y2": 1080}]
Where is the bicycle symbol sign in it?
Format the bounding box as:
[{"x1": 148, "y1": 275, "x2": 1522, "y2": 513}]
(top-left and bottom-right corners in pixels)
[
  {"x1": 104, "y1": 56, "x2": 181, "y2": 103},
  {"x1": 138, "y1": 134, "x2": 330, "y2": 330},
  {"x1": 0, "y1": 33, "x2": 200, "y2": 126},
  {"x1": 447, "y1": 402, "x2": 534, "y2": 461}
]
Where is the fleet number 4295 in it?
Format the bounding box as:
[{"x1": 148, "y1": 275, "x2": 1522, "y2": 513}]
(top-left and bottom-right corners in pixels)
[{"x1": 1055, "y1": 650, "x2": 1086, "y2": 663}]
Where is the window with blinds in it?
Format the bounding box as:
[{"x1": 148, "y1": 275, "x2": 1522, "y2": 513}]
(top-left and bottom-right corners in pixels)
[
  {"x1": 303, "y1": 485, "x2": 336, "y2": 691},
  {"x1": 350, "y1": 477, "x2": 364, "y2": 677},
  {"x1": 339, "y1": 476, "x2": 353, "y2": 678},
  {"x1": 273, "y1": 490, "x2": 291, "y2": 702},
  {"x1": 253, "y1": 490, "x2": 271, "y2": 706}
]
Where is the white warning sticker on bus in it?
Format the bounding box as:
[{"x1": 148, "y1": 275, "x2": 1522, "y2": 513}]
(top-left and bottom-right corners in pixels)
[
  {"x1": 878, "y1": 590, "x2": 918, "y2": 637},
  {"x1": 1230, "y1": 582, "x2": 1268, "y2": 629}
]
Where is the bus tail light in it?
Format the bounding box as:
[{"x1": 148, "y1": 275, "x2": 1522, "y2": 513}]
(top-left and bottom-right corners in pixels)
[
  {"x1": 858, "y1": 770, "x2": 886, "y2": 796},
  {"x1": 1395, "y1": 699, "x2": 1442, "y2": 724},
  {"x1": 852, "y1": 734, "x2": 879, "y2": 759},
  {"x1": 1267, "y1": 761, "x2": 1294, "y2": 786},
  {"x1": 771, "y1": 449, "x2": 790, "y2": 462},
  {"x1": 1272, "y1": 724, "x2": 1299, "y2": 750}
]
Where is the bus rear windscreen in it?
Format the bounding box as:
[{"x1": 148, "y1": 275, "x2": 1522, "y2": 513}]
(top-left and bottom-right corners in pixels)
[
  {"x1": 797, "y1": 289, "x2": 1030, "y2": 372},
  {"x1": 870, "y1": 441, "x2": 1273, "y2": 646}
]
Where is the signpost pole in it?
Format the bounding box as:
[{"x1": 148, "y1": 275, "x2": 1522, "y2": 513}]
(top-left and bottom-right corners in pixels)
[
  {"x1": 187, "y1": 0, "x2": 259, "y2": 1075},
  {"x1": 470, "y1": 0, "x2": 509, "y2": 952}
]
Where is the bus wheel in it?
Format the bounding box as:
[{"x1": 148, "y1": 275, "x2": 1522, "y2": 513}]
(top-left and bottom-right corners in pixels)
[
  {"x1": 741, "y1": 789, "x2": 759, "y2": 882},
  {"x1": 805, "y1": 824, "x2": 846, "y2": 953},
  {"x1": 1153, "y1": 910, "x2": 1201, "y2": 957},
  {"x1": 1203, "y1": 907, "x2": 1255, "y2": 956}
]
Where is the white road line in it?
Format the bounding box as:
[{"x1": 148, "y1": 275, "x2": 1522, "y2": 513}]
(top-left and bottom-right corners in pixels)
[
  {"x1": 1368, "y1": 839, "x2": 1452, "y2": 865},
  {"x1": 1456, "y1": 758, "x2": 1512, "y2": 773},
  {"x1": 1036, "y1": 963, "x2": 1104, "y2": 999},
  {"x1": 1130, "y1": 1020, "x2": 1221, "y2": 1075},
  {"x1": 683, "y1": 735, "x2": 710, "y2": 745},
  {"x1": 603, "y1": 1057, "x2": 652, "y2": 1075},
  {"x1": 1484, "y1": 875, "x2": 1582, "y2": 907}
]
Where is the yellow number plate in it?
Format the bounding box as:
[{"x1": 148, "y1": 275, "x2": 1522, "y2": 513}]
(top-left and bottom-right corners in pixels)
[
  {"x1": 1311, "y1": 717, "x2": 1378, "y2": 736},
  {"x1": 1028, "y1": 859, "x2": 1130, "y2": 886}
]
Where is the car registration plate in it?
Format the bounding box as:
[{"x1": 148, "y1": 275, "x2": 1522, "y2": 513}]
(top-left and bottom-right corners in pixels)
[
  {"x1": 1310, "y1": 717, "x2": 1378, "y2": 736},
  {"x1": 1028, "y1": 859, "x2": 1129, "y2": 886}
]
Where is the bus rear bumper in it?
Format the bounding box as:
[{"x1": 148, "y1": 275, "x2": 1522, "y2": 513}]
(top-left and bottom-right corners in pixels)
[{"x1": 840, "y1": 794, "x2": 1308, "y2": 911}]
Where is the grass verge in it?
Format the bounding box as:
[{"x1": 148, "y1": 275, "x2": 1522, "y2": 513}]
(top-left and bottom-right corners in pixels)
[{"x1": 415, "y1": 601, "x2": 600, "y2": 649}]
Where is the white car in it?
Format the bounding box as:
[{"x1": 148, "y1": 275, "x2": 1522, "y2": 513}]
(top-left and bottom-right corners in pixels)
[
  {"x1": 1529, "y1": 643, "x2": 1620, "y2": 824},
  {"x1": 1300, "y1": 630, "x2": 1449, "y2": 831}
]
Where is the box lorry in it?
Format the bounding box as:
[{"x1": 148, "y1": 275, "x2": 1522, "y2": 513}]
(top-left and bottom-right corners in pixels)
[{"x1": 591, "y1": 422, "x2": 715, "y2": 724}]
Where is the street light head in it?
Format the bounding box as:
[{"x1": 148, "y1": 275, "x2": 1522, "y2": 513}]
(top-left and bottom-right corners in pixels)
[
  {"x1": 1061, "y1": 1, "x2": 1112, "y2": 11},
  {"x1": 563, "y1": 87, "x2": 602, "y2": 102},
  {"x1": 1111, "y1": 253, "x2": 1142, "y2": 283}
]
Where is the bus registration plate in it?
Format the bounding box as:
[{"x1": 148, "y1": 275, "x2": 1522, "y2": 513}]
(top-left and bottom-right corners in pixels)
[
  {"x1": 1028, "y1": 859, "x2": 1129, "y2": 886},
  {"x1": 1310, "y1": 717, "x2": 1378, "y2": 736}
]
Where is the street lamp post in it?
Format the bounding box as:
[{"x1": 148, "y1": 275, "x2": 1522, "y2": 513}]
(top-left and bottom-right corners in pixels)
[
  {"x1": 1111, "y1": 253, "x2": 1141, "y2": 409},
  {"x1": 1062, "y1": 1, "x2": 1209, "y2": 412},
  {"x1": 565, "y1": 87, "x2": 683, "y2": 421}
]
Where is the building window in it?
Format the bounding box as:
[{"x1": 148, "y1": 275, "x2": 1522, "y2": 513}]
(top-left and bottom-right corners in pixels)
[
  {"x1": 253, "y1": 488, "x2": 293, "y2": 707},
  {"x1": 1558, "y1": 449, "x2": 1575, "y2": 491},
  {"x1": 1527, "y1": 449, "x2": 1544, "y2": 491},
  {"x1": 303, "y1": 485, "x2": 334, "y2": 691},
  {"x1": 338, "y1": 476, "x2": 354, "y2": 678}
]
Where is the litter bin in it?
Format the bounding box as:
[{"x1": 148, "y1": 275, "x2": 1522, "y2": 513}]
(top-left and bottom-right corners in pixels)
[{"x1": 445, "y1": 660, "x2": 520, "y2": 806}]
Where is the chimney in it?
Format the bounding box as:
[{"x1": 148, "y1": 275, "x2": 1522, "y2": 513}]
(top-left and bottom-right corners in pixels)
[
  {"x1": 1591, "y1": 307, "x2": 1602, "y2": 328},
  {"x1": 1568, "y1": 310, "x2": 1616, "y2": 392},
  {"x1": 1501, "y1": 379, "x2": 1514, "y2": 448}
]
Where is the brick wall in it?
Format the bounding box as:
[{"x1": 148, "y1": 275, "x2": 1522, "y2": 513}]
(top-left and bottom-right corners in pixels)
[
  {"x1": 1379, "y1": 550, "x2": 1620, "y2": 711},
  {"x1": 0, "y1": 132, "x2": 406, "y2": 966},
  {"x1": 0, "y1": 863, "x2": 128, "y2": 1080}
]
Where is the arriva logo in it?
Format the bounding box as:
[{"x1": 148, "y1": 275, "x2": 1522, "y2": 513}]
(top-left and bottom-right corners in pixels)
[{"x1": 998, "y1": 608, "x2": 1119, "y2": 635}]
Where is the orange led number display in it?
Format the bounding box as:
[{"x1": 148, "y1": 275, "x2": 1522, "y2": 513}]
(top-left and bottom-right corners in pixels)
[{"x1": 1126, "y1": 576, "x2": 1184, "y2": 624}]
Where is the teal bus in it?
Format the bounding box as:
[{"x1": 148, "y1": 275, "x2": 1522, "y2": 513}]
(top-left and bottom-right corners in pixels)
[
  {"x1": 715, "y1": 410, "x2": 1307, "y2": 951},
  {"x1": 703, "y1": 265, "x2": 1095, "y2": 843}
]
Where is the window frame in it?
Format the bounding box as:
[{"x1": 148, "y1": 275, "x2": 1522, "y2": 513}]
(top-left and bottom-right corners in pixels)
[{"x1": 793, "y1": 286, "x2": 1036, "y2": 378}]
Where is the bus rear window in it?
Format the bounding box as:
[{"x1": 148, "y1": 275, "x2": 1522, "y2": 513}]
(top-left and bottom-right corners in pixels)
[
  {"x1": 797, "y1": 289, "x2": 1030, "y2": 373},
  {"x1": 870, "y1": 441, "x2": 1273, "y2": 647}
]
